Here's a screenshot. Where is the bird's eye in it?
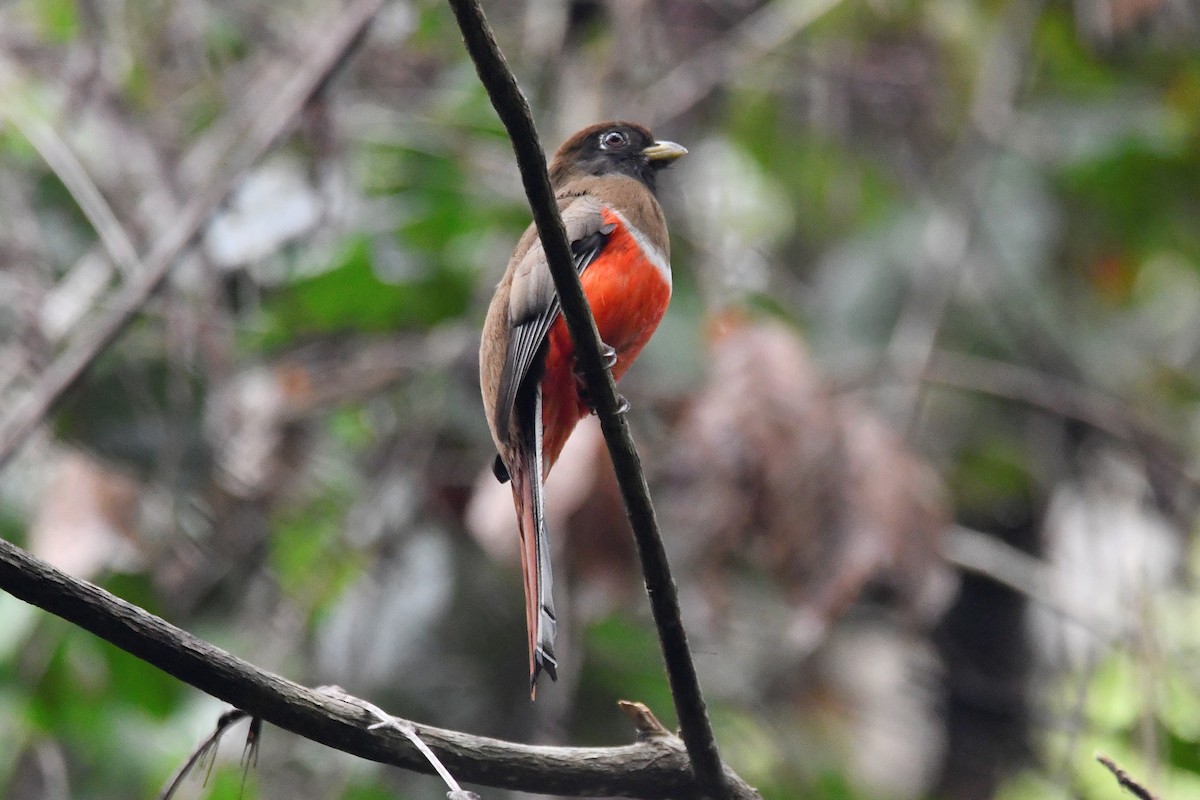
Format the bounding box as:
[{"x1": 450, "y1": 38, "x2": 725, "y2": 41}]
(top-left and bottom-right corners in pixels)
[{"x1": 600, "y1": 130, "x2": 629, "y2": 150}]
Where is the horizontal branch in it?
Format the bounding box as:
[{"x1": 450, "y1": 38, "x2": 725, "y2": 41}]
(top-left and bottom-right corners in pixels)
[
  {"x1": 0, "y1": 536, "x2": 748, "y2": 797},
  {"x1": 923, "y1": 350, "x2": 1194, "y2": 486}
]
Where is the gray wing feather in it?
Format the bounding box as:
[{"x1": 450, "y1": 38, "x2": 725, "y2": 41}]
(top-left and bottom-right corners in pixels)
[{"x1": 494, "y1": 198, "x2": 608, "y2": 442}]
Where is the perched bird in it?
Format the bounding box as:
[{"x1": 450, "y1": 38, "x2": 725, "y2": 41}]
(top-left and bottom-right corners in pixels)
[{"x1": 480, "y1": 121, "x2": 686, "y2": 695}]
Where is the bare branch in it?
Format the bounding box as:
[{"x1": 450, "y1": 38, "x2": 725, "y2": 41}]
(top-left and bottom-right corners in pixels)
[
  {"x1": 0, "y1": 88, "x2": 142, "y2": 279},
  {"x1": 634, "y1": 0, "x2": 845, "y2": 124},
  {"x1": 0, "y1": 536, "x2": 756, "y2": 798},
  {"x1": 924, "y1": 350, "x2": 1192, "y2": 482},
  {"x1": 1096, "y1": 753, "x2": 1160, "y2": 800},
  {"x1": 445, "y1": 1, "x2": 740, "y2": 797},
  {"x1": 0, "y1": 0, "x2": 382, "y2": 473}
]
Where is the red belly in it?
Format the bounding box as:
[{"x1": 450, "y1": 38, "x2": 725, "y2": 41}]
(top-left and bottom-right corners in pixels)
[{"x1": 539, "y1": 209, "x2": 671, "y2": 474}]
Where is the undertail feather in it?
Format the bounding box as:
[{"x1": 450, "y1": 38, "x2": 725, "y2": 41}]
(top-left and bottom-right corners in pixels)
[{"x1": 511, "y1": 385, "x2": 558, "y2": 698}]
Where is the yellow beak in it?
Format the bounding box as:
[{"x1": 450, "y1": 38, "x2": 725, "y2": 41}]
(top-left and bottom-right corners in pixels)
[{"x1": 642, "y1": 140, "x2": 688, "y2": 162}]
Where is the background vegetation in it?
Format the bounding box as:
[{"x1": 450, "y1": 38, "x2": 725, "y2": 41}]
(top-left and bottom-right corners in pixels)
[{"x1": 2, "y1": 0, "x2": 1199, "y2": 798}]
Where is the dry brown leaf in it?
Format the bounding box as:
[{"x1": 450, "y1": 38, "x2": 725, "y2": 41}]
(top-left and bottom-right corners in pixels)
[
  {"x1": 29, "y1": 450, "x2": 143, "y2": 578},
  {"x1": 662, "y1": 312, "x2": 951, "y2": 647}
]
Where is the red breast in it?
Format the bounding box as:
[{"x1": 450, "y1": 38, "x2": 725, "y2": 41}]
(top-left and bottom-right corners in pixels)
[{"x1": 540, "y1": 207, "x2": 672, "y2": 471}]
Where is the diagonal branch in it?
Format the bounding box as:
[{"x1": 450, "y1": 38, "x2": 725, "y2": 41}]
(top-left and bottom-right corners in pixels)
[
  {"x1": 0, "y1": 536, "x2": 756, "y2": 798},
  {"x1": 0, "y1": 89, "x2": 142, "y2": 279},
  {"x1": 445, "y1": 1, "x2": 736, "y2": 797},
  {"x1": 923, "y1": 350, "x2": 1197, "y2": 495},
  {"x1": 1096, "y1": 754, "x2": 1159, "y2": 800},
  {"x1": 633, "y1": 0, "x2": 845, "y2": 124},
  {"x1": 0, "y1": 0, "x2": 382, "y2": 474}
]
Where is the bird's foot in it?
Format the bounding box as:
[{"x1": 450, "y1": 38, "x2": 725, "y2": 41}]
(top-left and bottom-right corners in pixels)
[
  {"x1": 582, "y1": 392, "x2": 630, "y2": 416},
  {"x1": 574, "y1": 342, "x2": 628, "y2": 415},
  {"x1": 572, "y1": 342, "x2": 618, "y2": 387},
  {"x1": 575, "y1": 379, "x2": 630, "y2": 417}
]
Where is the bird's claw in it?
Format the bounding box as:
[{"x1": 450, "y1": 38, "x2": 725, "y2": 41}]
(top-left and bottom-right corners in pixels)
[
  {"x1": 574, "y1": 377, "x2": 630, "y2": 417},
  {"x1": 574, "y1": 341, "x2": 621, "y2": 413},
  {"x1": 598, "y1": 342, "x2": 617, "y2": 369},
  {"x1": 573, "y1": 343, "x2": 618, "y2": 385},
  {"x1": 579, "y1": 389, "x2": 630, "y2": 417}
]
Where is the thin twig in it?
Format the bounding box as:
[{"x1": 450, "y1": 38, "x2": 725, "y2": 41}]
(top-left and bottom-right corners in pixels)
[
  {"x1": 633, "y1": 0, "x2": 845, "y2": 124},
  {"x1": 882, "y1": 0, "x2": 1044, "y2": 435},
  {"x1": 0, "y1": 0, "x2": 382, "y2": 474},
  {"x1": 926, "y1": 352, "x2": 1148, "y2": 441},
  {"x1": 445, "y1": 1, "x2": 734, "y2": 797},
  {"x1": 923, "y1": 350, "x2": 1192, "y2": 483},
  {"x1": 0, "y1": 86, "x2": 142, "y2": 279},
  {"x1": 1096, "y1": 753, "x2": 1160, "y2": 800},
  {"x1": 0, "y1": 537, "x2": 758, "y2": 798}
]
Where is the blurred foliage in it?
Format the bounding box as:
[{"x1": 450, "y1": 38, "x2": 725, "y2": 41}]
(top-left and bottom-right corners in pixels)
[{"x1": 1, "y1": 0, "x2": 1200, "y2": 799}]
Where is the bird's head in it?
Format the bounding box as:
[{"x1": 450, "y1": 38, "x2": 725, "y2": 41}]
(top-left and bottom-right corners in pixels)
[{"x1": 549, "y1": 121, "x2": 687, "y2": 192}]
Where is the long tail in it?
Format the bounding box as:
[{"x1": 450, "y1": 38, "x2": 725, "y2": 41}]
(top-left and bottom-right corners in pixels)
[{"x1": 510, "y1": 384, "x2": 558, "y2": 698}]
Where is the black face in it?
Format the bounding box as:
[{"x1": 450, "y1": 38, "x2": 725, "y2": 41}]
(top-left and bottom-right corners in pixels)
[{"x1": 562, "y1": 123, "x2": 664, "y2": 190}]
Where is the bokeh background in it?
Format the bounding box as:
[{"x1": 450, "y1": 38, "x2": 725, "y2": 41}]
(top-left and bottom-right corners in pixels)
[{"x1": 2, "y1": 0, "x2": 1200, "y2": 798}]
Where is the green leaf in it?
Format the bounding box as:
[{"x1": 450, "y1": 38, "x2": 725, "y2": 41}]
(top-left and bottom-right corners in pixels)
[
  {"x1": 996, "y1": 771, "x2": 1074, "y2": 800},
  {"x1": 1162, "y1": 671, "x2": 1200, "y2": 741},
  {"x1": 1086, "y1": 653, "x2": 1141, "y2": 732},
  {"x1": 264, "y1": 234, "x2": 474, "y2": 343},
  {"x1": 27, "y1": 0, "x2": 78, "y2": 41},
  {"x1": 576, "y1": 616, "x2": 674, "y2": 740}
]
